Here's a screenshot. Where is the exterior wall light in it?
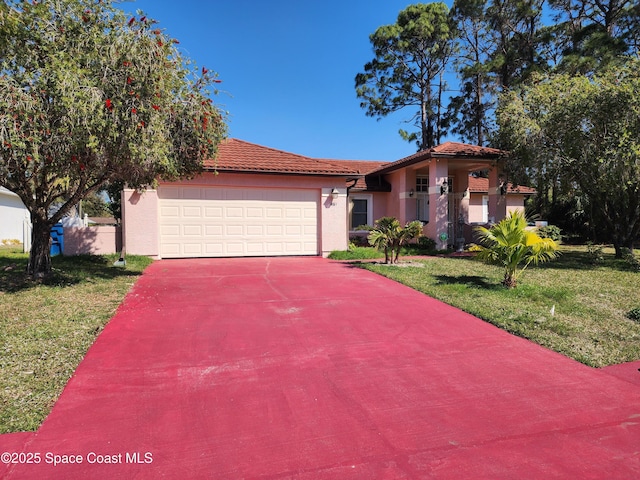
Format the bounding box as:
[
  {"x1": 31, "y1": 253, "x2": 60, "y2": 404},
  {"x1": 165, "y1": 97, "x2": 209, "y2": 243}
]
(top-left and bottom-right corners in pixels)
[
  {"x1": 409, "y1": 188, "x2": 414, "y2": 198},
  {"x1": 440, "y1": 180, "x2": 449, "y2": 195},
  {"x1": 331, "y1": 188, "x2": 339, "y2": 205}
]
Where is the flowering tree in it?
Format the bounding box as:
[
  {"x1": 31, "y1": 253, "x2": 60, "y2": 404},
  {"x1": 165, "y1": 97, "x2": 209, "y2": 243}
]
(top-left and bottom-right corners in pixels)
[{"x1": 0, "y1": 0, "x2": 226, "y2": 276}]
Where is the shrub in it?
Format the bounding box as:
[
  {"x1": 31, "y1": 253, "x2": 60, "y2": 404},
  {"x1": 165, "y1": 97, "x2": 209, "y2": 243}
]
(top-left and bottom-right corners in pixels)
[
  {"x1": 586, "y1": 242, "x2": 605, "y2": 265},
  {"x1": 348, "y1": 235, "x2": 369, "y2": 248},
  {"x1": 537, "y1": 225, "x2": 562, "y2": 242},
  {"x1": 627, "y1": 307, "x2": 640, "y2": 321},
  {"x1": 416, "y1": 236, "x2": 436, "y2": 251}
]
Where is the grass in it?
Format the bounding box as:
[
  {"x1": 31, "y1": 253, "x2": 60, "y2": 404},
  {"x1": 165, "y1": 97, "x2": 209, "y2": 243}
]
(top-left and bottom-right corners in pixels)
[
  {"x1": 342, "y1": 245, "x2": 640, "y2": 368},
  {"x1": 0, "y1": 246, "x2": 152, "y2": 434}
]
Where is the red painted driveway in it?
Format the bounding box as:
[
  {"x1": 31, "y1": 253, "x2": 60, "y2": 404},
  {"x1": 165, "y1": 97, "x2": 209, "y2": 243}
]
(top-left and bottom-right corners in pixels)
[{"x1": 2, "y1": 257, "x2": 640, "y2": 479}]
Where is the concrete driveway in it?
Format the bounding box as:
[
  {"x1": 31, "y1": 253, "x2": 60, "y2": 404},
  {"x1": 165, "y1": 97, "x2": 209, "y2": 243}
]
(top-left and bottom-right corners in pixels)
[{"x1": 2, "y1": 257, "x2": 640, "y2": 479}]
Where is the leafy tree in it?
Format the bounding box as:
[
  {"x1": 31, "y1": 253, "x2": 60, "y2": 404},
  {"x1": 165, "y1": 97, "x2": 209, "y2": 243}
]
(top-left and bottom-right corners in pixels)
[
  {"x1": 447, "y1": 0, "x2": 547, "y2": 145},
  {"x1": 368, "y1": 217, "x2": 423, "y2": 264},
  {"x1": 81, "y1": 191, "x2": 111, "y2": 218},
  {"x1": 473, "y1": 211, "x2": 559, "y2": 288},
  {"x1": 105, "y1": 180, "x2": 124, "y2": 224},
  {"x1": 497, "y1": 61, "x2": 640, "y2": 257},
  {"x1": 355, "y1": 3, "x2": 454, "y2": 150},
  {"x1": 484, "y1": 0, "x2": 547, "y2": 89},
  {"x1": 447, "y1": 0, "x2": 496, "y2": 145},
  {"x1": 548, "y1": 0, "x2": 639, "y2": 74},
  {"x1": 0, "y1": 0, "x2": 226, "y2": 276}
]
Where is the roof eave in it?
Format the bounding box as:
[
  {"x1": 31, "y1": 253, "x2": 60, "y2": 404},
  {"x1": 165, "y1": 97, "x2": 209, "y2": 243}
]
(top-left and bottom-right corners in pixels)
[{"x1": 208, "y1": 167, "x2": 354, "y2": 177}]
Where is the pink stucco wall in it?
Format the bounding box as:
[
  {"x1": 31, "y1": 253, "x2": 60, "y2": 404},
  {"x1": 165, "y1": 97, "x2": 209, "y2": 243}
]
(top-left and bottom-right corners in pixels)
[
  {"x1": 122, "y1": 189, "x2": 159, "y2": 258},
  {"x1": 63, "y1": 226, "x2": 122, "y2": 256},
  {"x1": 122, "y1": 172, "x2": 349, "y2": 258},
  {"x1": 468, "y1": 194, "x2": 487, "y2": 223},
  {"x1": 507, "y1": 195, "x2": 526, "y2": 216},
  {"x1": 468, "y1": 193, "x2": 526, "y2": 224}
]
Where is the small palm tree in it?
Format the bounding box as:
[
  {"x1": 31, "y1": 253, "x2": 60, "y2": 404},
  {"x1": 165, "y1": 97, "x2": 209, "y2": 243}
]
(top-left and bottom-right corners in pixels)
[
  {"x1": 368, "y1": 217, "x2": 423, "y2": 264},
  {"x1": 474, "y1": 211, "x2": 559, "y2": 288}
]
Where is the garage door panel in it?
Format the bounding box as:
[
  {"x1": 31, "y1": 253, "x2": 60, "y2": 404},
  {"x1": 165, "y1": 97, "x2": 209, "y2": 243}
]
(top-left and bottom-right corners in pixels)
[
  {"x1": 182, "y1": 206, "x2": 202, "y2": 217},
  {"x1": 246, "y1": 242, "x2": 264, "y2": 253},
  {"x1": 266, "y1": 208, "x2": 282, "y2": 218},
  {"x1": 285, "y1": 208, "x2": 302, "y2": 218},
  {"x1": 226, "y1": 207, "x2": 243, "y2": 218},
  {"x1": 183, "y1": 225, "x2": 202, "y2": 236},
  {"x1": 246, "y1": 207, "x2": 263, "y2": 217},
  {"x1": 183, "y1": 243, "x2": 202, "y2": 255},
  {"x1": 204, "y1": 206, "x2": 223, "y2": 218},
  {"x1": 205, "y1": 243, "x2": 223, "y2": 254},
  {"x1": 158, "y1": 186, "x2": 319, "y2": 258},
  {"x1": 204, "y1": 225, "x2": 223, "y2": 236},
  {"x1": 266, "y1": 225, "x2": 283, "y2": 235},
  {"x1": 226, "y1": 225, "x2": 243, "y2": 236},
  {"x1": 161, "y1": 206, "x2": 180, "y2": 217},
  {"x1": 160, "y1": 225, "x2": 180, "y2": 236},
  {"x1": 246, "y1": 225, "x2": 264, "y2": 236},
  {"x1": 226, "y1": 242, "x2": 245, "y2": 254},
  {"x1": 162, "y1": 243, "x2": 180, "y2": 255}
]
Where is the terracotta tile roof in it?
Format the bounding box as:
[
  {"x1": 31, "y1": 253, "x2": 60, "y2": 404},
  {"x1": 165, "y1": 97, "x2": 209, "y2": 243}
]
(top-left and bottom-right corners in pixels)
[
  {"x1": 468, "y1": 176, "x2": 536, "y2": 194},
  {"x1": 201, "y1": 139, "x2": 534, "y2": 194},
  {"x1": 432, "y1": 141, "x2": 506, "y2": 157},
  {"x1": 205, "y1": 138, "x2": 359, "y2": 176},
  {"x1": 323, "y1": 159, "x2": 389, "y2": 174},
  {"x1": 325, "y1": 159, "x2": 389, "y2": 189},
  {"x1": 367, "y1": 141, "x2": 508, "y2": 175}
]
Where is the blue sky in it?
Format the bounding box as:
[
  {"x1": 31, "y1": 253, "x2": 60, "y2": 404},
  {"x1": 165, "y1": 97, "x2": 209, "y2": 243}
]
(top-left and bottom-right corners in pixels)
[{"x1": 121, "y1": 0, "x2": 455, "y2": 161}]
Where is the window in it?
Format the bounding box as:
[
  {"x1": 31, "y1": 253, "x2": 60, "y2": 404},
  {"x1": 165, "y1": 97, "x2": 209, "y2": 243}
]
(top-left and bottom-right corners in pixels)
[
  {"x1": 350, "y1": 195, "x2": 372, "y2": 230},
  {"x1": 416, "y1": 176, "x2": 429, "y2": 192}
]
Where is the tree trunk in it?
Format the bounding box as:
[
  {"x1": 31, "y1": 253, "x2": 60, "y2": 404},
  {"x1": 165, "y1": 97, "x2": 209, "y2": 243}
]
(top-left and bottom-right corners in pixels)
[
  {"x1": 503, "y1": 270, "x2": 517, "y2": 288},
  {"x1": 27, "y1": 217, "x2": 53, "y2": 278}
]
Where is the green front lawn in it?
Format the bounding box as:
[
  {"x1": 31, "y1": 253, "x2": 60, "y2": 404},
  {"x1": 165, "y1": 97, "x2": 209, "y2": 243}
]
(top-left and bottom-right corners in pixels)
[
  {"x1": 0, "y1": 246, "x2": 152, "y2": 433},
  {"x1": 347, "y1": 245, "x2": 640, "y2": 368}
]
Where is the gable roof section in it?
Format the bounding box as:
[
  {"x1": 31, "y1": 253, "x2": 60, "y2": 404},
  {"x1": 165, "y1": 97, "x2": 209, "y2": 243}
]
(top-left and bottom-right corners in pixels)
[
  {"x1": 367, "y1": 141, "x2": 507, "y2": 176},
  {"x1": 204, "y1": 138, "x2": 360, "y2": 176}
]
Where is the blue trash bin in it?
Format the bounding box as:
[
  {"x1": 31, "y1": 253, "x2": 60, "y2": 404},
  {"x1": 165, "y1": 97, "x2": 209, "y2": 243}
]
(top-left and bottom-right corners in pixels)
[{"x1": 50, "y1": 223, "x2": 64, "y2": 256}]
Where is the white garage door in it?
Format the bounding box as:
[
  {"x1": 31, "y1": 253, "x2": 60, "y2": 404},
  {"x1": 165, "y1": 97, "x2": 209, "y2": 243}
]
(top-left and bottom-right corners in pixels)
[{"x1": 158, "y1": 186, "x2": 319, "y2": 258}]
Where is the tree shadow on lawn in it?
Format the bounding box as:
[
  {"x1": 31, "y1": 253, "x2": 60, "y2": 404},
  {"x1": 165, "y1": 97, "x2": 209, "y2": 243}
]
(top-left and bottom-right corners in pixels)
[
  {"x1": 0, "y1": 254, "x2": 141, "y2": 293},
  {"x1": 536, "y1": 249, "x2": 633, "y2": 272},
  {"x1": 433, "y1": 274, "x2": 502, "y2": 290}
]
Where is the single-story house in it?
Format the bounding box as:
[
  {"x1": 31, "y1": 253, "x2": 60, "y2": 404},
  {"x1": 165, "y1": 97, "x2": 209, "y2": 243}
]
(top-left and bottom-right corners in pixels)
[
  {"x1": 121, "y1": 138, "x2": 534, "y2": 259},
  {"x1": 0, "y1": 186, "x2": 30, "y2": 246}
]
